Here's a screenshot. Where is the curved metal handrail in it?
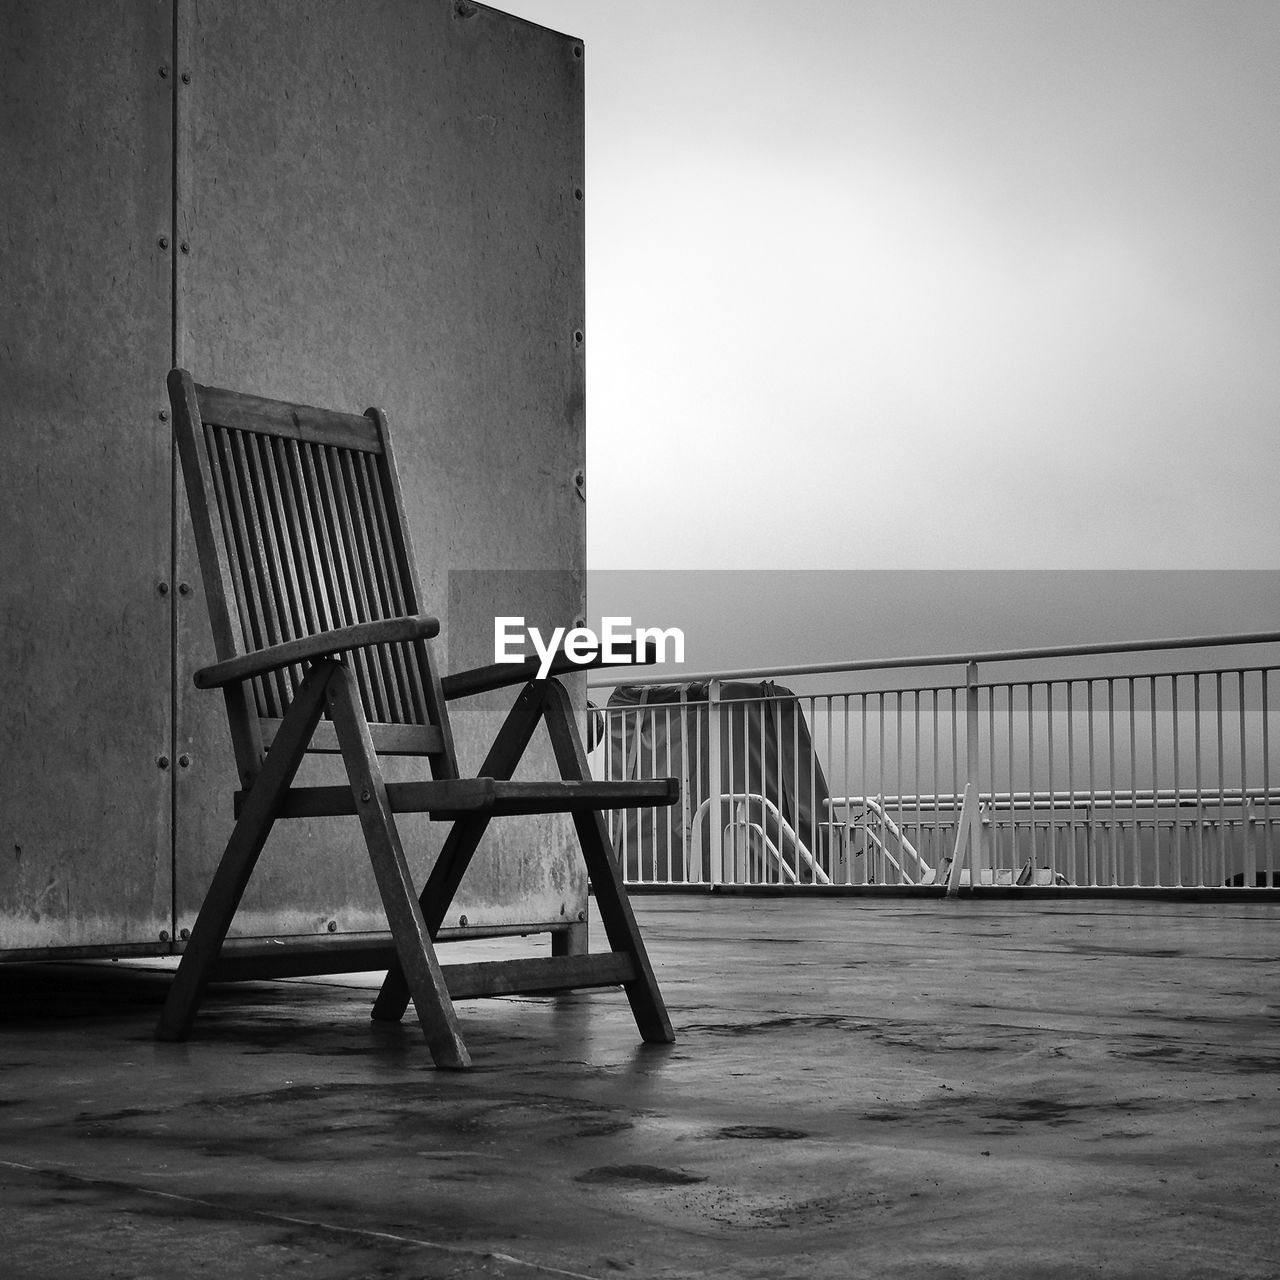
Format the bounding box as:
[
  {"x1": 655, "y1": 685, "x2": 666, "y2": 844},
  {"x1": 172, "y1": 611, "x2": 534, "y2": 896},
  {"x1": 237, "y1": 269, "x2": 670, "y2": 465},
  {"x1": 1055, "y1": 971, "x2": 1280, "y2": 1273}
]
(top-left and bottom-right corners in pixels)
[{"x1": 688, "y1": 792, "x2": 832, "y2": 886}]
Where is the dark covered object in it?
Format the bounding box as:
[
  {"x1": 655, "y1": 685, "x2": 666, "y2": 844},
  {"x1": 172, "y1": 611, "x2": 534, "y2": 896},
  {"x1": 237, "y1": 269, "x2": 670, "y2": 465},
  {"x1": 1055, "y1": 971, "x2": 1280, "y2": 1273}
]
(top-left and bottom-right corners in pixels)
[{"x1": 607, "y1": 682, "x2": 840, "y2": 883}]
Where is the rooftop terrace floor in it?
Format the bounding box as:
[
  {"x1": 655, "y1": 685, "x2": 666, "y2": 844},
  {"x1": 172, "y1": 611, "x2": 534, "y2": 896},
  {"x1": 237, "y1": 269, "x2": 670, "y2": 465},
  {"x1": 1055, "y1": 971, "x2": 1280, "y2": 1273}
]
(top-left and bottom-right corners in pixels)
[{"x1": 2, "y1": 895, "x2": 1278, "y2": 1279}]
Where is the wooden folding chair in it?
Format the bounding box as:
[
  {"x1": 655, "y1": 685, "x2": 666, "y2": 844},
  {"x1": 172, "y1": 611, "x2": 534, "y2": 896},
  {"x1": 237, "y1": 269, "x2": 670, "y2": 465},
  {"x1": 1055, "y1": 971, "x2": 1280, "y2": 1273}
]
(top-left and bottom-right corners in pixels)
[{"x1": 157, "y1": 369, "x2": 677, "y2": 1068}]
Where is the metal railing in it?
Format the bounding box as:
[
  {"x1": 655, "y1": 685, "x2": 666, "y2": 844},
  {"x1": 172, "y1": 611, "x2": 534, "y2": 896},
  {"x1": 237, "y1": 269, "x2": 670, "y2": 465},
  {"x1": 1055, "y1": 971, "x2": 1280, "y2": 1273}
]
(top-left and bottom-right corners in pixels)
[{"x1": 588, "y1": 632, "x2": 1280, "y2": 893}]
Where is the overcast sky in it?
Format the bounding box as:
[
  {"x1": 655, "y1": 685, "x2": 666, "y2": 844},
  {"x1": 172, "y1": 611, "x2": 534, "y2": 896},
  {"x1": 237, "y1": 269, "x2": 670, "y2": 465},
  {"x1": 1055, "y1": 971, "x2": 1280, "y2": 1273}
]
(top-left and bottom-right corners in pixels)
[{"x1": 499, "y1": 0, "x2": 1279, "y2": 573}]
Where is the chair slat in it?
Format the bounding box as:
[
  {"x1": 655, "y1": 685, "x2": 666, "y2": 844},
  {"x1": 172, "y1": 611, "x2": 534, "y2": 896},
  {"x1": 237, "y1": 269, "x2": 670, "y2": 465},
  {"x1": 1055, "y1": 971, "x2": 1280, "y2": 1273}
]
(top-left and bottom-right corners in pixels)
[
  {"x1": 254, "y1": 434, "x2": 310, "y2": 695},
  {"x1": 238, "y1": 429, "x2": 296, "y2": 715},
  {"x1": 279, "y1": 437, "x2": 332, "y2": 638},
  {"x1": 362, "y1": 449, "x2": 432, "y2": 725},
  {"x1": 210, "y1": 426, "x2": 278, "y2": 716},
  {"x1": 353, "y1": 450, "x2": 421, "y2": 722},
  {"x1": 199, "y1": 421, "x2": 248, "y2": 652},
  {"x1": 220, "y1": 431, "x2": 271, "y2": 715},
  {"x1": 324, "y1": 445, "x2": 396, "y2": 722},
  {"x1": 248, "y1": 432, "x2": 299, "y2": 643},
  {"x1": 292, "y1": 438, "x2": 339, "y2": 635},
  {"x1": 296, "y1": 437, "x2": 358, "y2": 726},
  {"x1": 338, "y1": 448, "x2": 408, "y2": 723},
  {"x1": 325, "y1": 444, "x2": 392, "y2": 722}
]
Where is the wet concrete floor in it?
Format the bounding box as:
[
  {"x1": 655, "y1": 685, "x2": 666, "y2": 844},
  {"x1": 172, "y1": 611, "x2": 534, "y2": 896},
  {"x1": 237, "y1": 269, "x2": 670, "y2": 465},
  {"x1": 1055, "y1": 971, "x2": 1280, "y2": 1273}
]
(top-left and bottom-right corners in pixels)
[{"x1": 1, "y1": 895, "x2": 1278, "y2": 1279}]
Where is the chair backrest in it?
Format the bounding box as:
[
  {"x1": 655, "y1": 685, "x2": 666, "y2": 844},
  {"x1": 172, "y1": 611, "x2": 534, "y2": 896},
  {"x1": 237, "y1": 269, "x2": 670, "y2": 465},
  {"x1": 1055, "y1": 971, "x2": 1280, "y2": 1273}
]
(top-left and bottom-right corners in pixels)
[{"x1": 168, "y1": 368, "x2": 456, "y2": 786}]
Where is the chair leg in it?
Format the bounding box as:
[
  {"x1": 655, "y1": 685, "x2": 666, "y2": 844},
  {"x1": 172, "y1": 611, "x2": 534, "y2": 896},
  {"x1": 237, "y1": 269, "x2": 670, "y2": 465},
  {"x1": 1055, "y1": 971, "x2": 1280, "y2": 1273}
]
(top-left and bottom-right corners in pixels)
[
  {"x1": 371, "y1": 680, "x2": 549, "y2": 1023},
  {"x1": 539, "y1": 680, "x2": 675, "y2": 1045},
  {"x1": 368, "y1": 812, "x2": 491, "y2": 1024},
  {"x1": 326, "y1": 664, "x2": 470, "y2": 1069},
  {"x1": 156, "y1": 661, "x2": 336, "y2": 1043}
]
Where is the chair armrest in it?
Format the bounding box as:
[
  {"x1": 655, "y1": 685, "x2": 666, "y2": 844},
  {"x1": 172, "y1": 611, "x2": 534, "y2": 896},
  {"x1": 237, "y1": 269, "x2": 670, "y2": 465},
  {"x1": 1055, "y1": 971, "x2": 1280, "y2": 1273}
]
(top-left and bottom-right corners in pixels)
[
  {"x1": 440, "y1": 640, "x2": 658, "y2": 701},
  {"x1": 193, "y1": 615, "x2": 441, "y2": 689}
]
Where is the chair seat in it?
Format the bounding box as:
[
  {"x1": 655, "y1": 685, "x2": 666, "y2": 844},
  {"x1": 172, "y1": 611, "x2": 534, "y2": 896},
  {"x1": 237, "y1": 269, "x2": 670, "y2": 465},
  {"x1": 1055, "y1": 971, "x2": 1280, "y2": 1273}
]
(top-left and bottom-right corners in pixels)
[
  {"x1": 235, "y1": 777, "x2": 679, "y2": 820},
  {"x1": 209, "y1": 943, "x2": 637, "y2": 992}
]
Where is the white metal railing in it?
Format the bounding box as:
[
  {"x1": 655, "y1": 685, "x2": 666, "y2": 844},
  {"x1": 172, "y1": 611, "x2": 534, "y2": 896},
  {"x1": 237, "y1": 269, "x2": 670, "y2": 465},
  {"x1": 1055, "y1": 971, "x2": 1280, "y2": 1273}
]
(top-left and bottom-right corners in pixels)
[{"x1": 588, "y1": 632, "x2": 1280, "y2": 892}]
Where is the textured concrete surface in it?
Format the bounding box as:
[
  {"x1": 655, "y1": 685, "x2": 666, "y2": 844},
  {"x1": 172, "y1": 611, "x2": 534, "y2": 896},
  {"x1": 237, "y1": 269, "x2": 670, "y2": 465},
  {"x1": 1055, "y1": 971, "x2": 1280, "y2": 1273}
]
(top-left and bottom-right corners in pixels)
[{"x1": 2, "y1": 896, "x2": 1278, "y2": 1279}]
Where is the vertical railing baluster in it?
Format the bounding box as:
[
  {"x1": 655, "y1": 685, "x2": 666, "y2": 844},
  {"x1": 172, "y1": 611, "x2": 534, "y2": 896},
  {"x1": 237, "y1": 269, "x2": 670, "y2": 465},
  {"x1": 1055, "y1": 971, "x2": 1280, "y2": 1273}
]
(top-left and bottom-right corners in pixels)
[
  {"x1": 1127, "y1": 677, "x2": 1139, "y2": 887},
  {"x1": 1171, "y1": 675, "x2": 1183, "y2": 888},
  {"x1": 1149, "y1": 676, "x2": 1159, "y2": 888},
  {"x1": 1263, "y1": 670, "x2": 1273, "y2": 885},
  {"x1": 859, "y1": 692, "x2": 868, "y2": 885},
  {"x1": 1107, "y1": 678, "x2": 1118, "y2": 887},
  {"x1": 1194, "y1": 673, "x2": 1205, "y2": 889},
  {"x1": 1066, "y1": 680, "x2": 1077, "y2": 886},
  {"x1": 708, "y1": 679, "x2": 723, "y2": 886},
  {"x1": 949, "y1": 686, "x2": 959, "y2": 879},
  {"x1": 842, "y1": 693, "x2": 851, "y2": 884},
  {"x1": 1239, "y1": 669, "x2": 1251, "y2": 887},
  {"x1": 1046, "y1": 680, "x2": 1057, "y2": 881},
  {"x1": 1216, "y1": 672, "x2": 1227, "y2": 888},
  {"x1": 1006, "y1": 684, "x2": 1015, "y2": 880},
  {"x1": 1086, "y1": 680, "x2": 1096, "y2": 887}
]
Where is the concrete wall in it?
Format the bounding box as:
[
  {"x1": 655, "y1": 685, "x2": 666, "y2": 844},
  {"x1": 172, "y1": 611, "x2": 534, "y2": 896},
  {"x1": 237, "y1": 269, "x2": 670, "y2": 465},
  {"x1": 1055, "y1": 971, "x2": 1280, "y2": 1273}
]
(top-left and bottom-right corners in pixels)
[{"x1": 0, "y1": 0, "x2": 587, "y2": 956}]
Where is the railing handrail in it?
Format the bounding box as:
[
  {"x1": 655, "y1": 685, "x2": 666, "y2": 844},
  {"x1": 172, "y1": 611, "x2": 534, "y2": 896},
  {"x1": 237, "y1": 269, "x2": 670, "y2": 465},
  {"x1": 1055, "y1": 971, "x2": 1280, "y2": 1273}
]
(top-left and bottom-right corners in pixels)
[
  {"x1": 826, "y1": 787, "x2": 1280, "y2": 811},
  {"x1": 587, "y1": 630, "x2": 1280, "y2": 688}
]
